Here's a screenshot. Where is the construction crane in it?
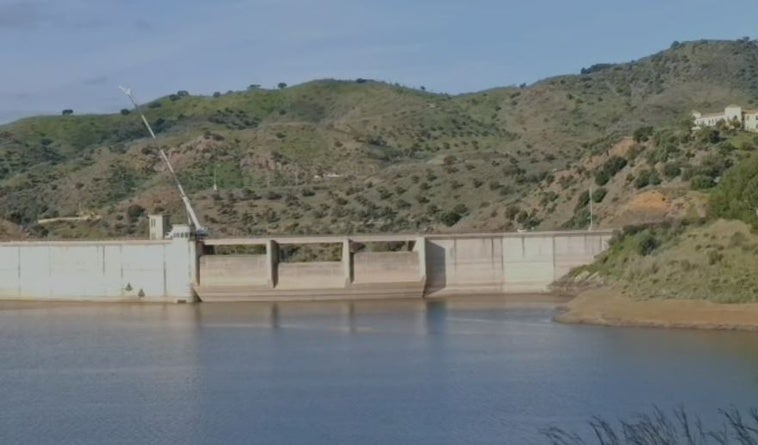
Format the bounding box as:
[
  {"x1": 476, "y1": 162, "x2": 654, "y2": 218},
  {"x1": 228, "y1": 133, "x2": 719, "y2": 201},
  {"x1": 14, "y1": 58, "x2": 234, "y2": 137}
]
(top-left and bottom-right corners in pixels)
[{"x1": 118, "y1": 86, "x2": 208, "y2": 239}]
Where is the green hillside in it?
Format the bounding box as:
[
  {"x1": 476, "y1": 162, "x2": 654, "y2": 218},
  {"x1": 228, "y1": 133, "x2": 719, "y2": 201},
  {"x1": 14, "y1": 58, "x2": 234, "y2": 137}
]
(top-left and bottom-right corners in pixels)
[{"x1": 3, "y1": 39, "x2": 758, "y2": 239}]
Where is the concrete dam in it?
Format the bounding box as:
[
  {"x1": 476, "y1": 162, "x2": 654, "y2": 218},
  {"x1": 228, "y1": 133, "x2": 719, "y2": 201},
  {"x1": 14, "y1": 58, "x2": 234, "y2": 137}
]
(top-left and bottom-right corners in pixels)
[{"x1": 0, "y1": 230, "x2": 612, "y2": 303}]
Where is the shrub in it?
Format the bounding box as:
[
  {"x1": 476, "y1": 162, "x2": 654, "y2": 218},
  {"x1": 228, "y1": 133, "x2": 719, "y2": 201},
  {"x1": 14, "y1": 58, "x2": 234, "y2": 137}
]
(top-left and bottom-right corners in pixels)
[
  {"x1": 690, "y1": 175, "x2": 716, "y2": 190},
  {"x1": 634, "y1": 169, "x2": 661, "y2": 189},
  {"x1": 505, "y1": 205, "x2": 520, "y2": 220},
  {"x1": 594, "y1": 170, "x2": 611, "y2": 186},
  {"x1": 452, "y1": 203, "x2": 469, "y2": 215},
  {"x1": 126, "y1": 204, "x2": 145, "y2": 220},
  {"x1": 710, "y1": 152, "x2": 758, "y2": 224},
  {"x1": 662, "y1": 162, "x2": 681, "y2": 179},
  {"x1": 595, "y1": 156, "x2": 628, "y2": 185},
  {"x1": 633, "y1": 126, "x2": 654, "y2": 143},
  {"x1": 591, "y1": 187, "x2": 607, "y2": 203},
  {"x1": 636, "y1": 231, "x2": 659, "y2": 255},
  {"x1": 575, "y1": 190, "x2": 590, "y2": 211},
  {"x1": 440, "y1": 211, "x2": 462, "y2": 227}
]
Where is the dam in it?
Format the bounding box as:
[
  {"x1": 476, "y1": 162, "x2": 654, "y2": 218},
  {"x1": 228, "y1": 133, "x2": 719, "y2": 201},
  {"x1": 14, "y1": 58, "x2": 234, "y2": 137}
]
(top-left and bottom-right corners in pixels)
[{"x1": 0, "y1": 227, "x2": 612, "y2": 303}]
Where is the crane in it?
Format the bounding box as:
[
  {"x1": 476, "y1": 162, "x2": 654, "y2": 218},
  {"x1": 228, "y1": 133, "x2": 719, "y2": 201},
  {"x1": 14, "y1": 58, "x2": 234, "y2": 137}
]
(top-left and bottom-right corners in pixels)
[{"x1": 118, "y1": 86, "x2": 208, "y2": 239}]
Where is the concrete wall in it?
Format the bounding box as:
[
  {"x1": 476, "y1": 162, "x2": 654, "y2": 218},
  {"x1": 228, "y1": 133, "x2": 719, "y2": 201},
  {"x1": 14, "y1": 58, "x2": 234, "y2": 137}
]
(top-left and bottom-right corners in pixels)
[
  {"x1": 198, "y1": 255, "x2": 269, "y2": 287},
  {"x1": 0, "y1": 239, "x2": 195, "y2": 302},
  {"x1": 278, "y1": 262, "x2": 346, "y2": 289},
  {"x1": 353, "y1": 252, "x2": 421, "y2": 284},
  {"x1": 425, "y1": 231, "x2": 612, "y2": 296},
  {"x1": 425, "y1": 237, "x2": 504, "y2": 294},
  {"x1": 0, "y1": 230, "x2": 610, "y2": 303}
]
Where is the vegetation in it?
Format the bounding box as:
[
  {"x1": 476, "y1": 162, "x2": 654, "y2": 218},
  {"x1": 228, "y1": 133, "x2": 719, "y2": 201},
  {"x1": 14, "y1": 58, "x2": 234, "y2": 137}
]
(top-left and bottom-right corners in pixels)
[
  {"x1": 2, "y1": 39, "x2": 758, "y2": 239},
  {"x1": 709, "y1": 152, "x2": 758, "y2": 226},
  {"x1": 572, "y1": 219, "x2": 758, "y2": 303},
  {"x1": 543, "y1": 406, "x2": 758, "y2": 445}
]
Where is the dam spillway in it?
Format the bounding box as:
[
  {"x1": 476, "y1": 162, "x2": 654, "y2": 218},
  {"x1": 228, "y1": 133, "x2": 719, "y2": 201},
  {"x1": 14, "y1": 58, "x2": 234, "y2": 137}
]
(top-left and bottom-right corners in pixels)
[
  {"x1": 0, "y1": 230, "x2": 612, "y2": 303},
  {"x1": 195, "y1": 231, "x2": 613, "y2": 302}
]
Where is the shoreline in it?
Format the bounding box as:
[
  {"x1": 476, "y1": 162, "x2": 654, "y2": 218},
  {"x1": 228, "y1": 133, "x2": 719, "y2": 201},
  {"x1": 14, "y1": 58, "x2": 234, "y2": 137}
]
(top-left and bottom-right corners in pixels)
[{"x1": 556, "y1": 287, "x2": 758, "y2": 331}]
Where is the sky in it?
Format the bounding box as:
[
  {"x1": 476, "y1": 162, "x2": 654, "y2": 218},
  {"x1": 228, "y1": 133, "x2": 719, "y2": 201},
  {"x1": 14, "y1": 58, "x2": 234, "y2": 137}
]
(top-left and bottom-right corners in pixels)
[{"x1": 0, "y1": 0, "x2": 755, "y2": 123}]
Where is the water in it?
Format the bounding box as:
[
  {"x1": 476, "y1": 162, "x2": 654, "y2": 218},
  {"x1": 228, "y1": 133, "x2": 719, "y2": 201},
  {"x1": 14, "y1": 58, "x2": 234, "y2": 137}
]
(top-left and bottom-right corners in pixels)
[{"x1": 1, "y1": 298, "x2": 757, "y2": 444}]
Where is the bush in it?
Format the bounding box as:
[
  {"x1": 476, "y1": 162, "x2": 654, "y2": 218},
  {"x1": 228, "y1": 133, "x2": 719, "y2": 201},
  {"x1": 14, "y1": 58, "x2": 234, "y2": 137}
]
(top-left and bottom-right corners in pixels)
[
  {"x1": 575, "y1": 190, "x2": 590, "y2": 211},
  {"x1": 61, "y1": 109, "x2": 73, "y2": 115},
  {"x1": 452, "y1": 203, "x2": 469, "y2": 215},
  {"x1": 594, "y1": 170, "x2": 611, "y2": 186},
  {"x1": 636, "y1": 231, "x2": 659, "y2": 255},
  {"x1": 591, "y1": 187, "x2": 607, "y2": 203},
  {"x1": 710, "y1": 152, "x2": 758, "y2": 224},
  {"x1": 440, "y1": 211, "x2": 462, "y2": 227},
  {"x1": 633, "y1": 126, "x2": 654, "y2": 143},
  {"x1": 635, "y1": 169, "x2": 661, "y2": 189},
  {"x1": 126, "y1": 204, "x2": 145, "y2": 220},
  {"x1": 595, "y1": 156, "x2": 628, "y2": 185},
  {"x1": 690, "y1": 175, "x2": 716, "y2": 190},
  {"x1": 662, "y1": 162, "x2": 681, "y2": 179},
  {"x1": 505, "y1": 205, "x2": 520, "y2": 220}
]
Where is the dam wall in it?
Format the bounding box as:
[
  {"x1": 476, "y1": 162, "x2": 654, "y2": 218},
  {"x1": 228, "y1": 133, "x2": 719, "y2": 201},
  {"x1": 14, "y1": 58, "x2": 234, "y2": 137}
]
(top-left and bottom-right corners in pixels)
[
  {"x1": 195, "y1": 231, "x2": 612, "y2": 302},
  {"x1": 424, "y1": 232, "x2": 611, "y2": 296},
  {"x1": 0, "y1": 230, "x2": 612, "y2": 303},
  {"x1": 0, "y1": 239, "x2": 196, "y2": 302}
]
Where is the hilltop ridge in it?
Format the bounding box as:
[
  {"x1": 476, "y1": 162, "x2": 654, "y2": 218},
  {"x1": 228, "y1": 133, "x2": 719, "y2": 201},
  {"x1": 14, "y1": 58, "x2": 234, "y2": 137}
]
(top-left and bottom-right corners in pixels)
[{"x1": 2, "y1": 39, "x2": 758, "y2": 239}]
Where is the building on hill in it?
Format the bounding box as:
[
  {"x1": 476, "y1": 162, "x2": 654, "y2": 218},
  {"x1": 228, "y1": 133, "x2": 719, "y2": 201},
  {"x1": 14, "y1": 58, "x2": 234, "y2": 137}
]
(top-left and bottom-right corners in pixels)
[{"x1": 692, "y1": 105, "x2": 758, "y2": 132}]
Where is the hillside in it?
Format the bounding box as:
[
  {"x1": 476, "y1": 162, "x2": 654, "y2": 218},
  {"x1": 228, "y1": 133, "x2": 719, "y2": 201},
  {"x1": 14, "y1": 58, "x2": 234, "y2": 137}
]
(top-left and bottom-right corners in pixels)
[{"x1": 2, "y1": 39, "x2": 758, "y2": 239}]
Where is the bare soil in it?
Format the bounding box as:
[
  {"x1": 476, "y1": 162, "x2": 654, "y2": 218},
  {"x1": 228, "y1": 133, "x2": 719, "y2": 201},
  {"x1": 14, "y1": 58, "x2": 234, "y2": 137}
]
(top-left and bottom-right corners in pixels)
[{"x1": 556, "y1": 287, "x2": 758, "y2": 331}]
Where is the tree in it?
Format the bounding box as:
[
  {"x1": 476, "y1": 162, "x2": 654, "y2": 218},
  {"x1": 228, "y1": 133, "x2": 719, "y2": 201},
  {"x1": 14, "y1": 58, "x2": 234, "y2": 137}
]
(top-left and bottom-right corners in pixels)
[
  {"x1": 277, "y1": 82, "x2": 287, "y2": 89},
  {"x1": 213, "y1": 91, "x2": 221, "y2": 98},
  {"x1": 126, "y1": 204, "x2": 145, "y2": 220},
  {"x1": 61, "y1": 109, "x2": 73, "y2": 115},
  {"x1": 591, "y1": 187, "x2": 607, "y2": 203},
  {"x1": 120, "y1": 109, "x2": 130, "y2": 115},
  {"x1": 440, "y1": 211, "x2": 462, "y2": 227},
  {"x1": 710, "y1": 152, "x2": 758, "y2": 224},
  {"x1": 633, "y1": 126, "x2": 654, "y2": 143},
  {"x1": 662, "y1": 162, "x2": 681, "y2": 179}
]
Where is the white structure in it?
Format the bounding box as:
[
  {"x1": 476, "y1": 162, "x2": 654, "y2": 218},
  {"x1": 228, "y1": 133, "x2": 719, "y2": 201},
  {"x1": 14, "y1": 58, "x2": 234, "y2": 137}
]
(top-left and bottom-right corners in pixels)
[
  {"x1": 0, "y1": 238, "x2": 197, "y2": 302},
  {"x1": 149, "y1": 214, "x2": 170, "y2": 240},
  {"x1": 692, "y1": 105, "x2": 758, "y2": 132}
]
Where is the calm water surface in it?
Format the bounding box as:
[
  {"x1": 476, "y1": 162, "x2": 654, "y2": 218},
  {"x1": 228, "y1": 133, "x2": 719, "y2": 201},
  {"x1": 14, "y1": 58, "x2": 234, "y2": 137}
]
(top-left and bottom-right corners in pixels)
[{"x1": 1, "y1": 298, "x2": 758, "y2": 444}]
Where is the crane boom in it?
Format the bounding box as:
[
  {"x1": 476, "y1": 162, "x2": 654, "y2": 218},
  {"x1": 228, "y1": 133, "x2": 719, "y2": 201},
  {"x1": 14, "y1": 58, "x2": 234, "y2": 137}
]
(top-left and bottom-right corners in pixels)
[{"x1": 118, "y1": 86, "x2": 208, "y2": 238}]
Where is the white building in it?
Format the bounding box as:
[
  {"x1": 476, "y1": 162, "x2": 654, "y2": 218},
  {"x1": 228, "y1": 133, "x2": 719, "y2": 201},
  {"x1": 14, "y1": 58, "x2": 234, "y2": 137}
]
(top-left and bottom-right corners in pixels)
[{"x1": 692, "y1": 105, "x2": 758, "y2": 132}]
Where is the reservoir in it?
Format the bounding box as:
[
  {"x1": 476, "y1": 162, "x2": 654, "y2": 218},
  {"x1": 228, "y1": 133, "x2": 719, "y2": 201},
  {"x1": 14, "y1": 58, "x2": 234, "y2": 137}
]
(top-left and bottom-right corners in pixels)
[{"x1": 1, "y1": 297, "x2": 757, "y2": 444}]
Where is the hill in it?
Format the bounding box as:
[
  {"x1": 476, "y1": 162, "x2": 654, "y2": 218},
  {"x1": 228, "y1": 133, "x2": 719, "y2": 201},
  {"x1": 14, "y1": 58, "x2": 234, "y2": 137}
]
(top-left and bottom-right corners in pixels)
[{"x1": 3, "y1": 39, "x2": 758, "y2": 239}]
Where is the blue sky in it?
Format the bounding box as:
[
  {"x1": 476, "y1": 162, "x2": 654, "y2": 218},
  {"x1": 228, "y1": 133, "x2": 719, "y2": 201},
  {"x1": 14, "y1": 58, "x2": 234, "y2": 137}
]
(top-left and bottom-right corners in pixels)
[{"x1": 0, "y1": 0, "x2": 755, "y2": 123}]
